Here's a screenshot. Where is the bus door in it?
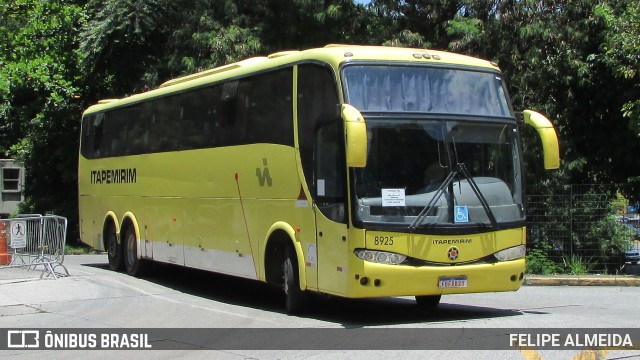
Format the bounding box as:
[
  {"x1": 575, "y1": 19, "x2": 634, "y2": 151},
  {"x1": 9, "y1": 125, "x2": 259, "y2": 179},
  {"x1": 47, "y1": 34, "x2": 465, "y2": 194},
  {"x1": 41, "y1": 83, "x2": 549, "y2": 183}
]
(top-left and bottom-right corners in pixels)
[{"x1": 314, "y1": 120, "x2": 350, "y2": 295}]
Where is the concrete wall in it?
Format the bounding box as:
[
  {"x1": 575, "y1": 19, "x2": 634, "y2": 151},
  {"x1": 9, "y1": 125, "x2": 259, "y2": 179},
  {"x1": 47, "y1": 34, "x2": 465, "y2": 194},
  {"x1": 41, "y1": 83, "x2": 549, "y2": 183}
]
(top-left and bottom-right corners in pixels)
[{"x1": 0, "y1": 160, "x2": 25, "y2": 218}]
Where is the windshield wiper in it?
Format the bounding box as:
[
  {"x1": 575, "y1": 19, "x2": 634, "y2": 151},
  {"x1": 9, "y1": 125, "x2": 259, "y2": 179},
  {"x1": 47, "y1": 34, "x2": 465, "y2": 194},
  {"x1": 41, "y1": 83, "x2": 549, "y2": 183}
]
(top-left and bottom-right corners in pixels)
[
  {"x1": 409, "y1": 170, "x2": 456, "y2": 230},
  {"x1": 409, "y1": 163, "x2": 498, "y2": 230},
  {"x1": 457, "y1": 163, "x2": 498, "y2": 228}
]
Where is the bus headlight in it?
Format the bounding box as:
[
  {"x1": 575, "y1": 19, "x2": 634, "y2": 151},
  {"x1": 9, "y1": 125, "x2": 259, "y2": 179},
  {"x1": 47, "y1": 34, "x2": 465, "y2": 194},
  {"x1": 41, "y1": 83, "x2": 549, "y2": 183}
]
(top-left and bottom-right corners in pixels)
[
  {"x1": 494, "y1": 245, "x2": 526, "y2": 262},
  {"x1": 355, "y1": 249, "x2": 407, "y2": 265}
]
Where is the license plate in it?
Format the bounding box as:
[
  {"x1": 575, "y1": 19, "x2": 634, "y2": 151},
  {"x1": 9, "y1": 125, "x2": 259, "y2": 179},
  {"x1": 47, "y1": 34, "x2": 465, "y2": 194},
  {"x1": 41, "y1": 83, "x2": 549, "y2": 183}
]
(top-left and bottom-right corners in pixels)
[{"x1": 438, "y1": 276, "x2": 468, "y2": 288}]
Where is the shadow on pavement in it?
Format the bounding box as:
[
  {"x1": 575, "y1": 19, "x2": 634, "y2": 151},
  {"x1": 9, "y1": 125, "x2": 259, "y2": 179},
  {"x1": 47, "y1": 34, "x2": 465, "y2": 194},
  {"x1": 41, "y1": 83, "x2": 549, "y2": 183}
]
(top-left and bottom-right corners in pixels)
[{"x1": 81, "y1": 260, "x2": 527, "y2": 327}]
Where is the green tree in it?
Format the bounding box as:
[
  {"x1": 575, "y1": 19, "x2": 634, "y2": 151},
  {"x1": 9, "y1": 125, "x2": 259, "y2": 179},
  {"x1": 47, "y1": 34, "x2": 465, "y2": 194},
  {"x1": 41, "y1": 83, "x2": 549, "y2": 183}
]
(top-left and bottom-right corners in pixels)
[
  {"x1": 79, "y1": 0, "x2": 177, "y2": 96},
  {"x1": 160, "y1": 0, "x2": 263, "y2": 78},
  {"x1": 80, "y1": 0, "x2": 371, "y2": 93},
  {"x1": 4, "y1": 0, "x2": 638, "y2": 247},
  {"x1": 437, "y1": 1, "x2": 640, "y2": 185},
  {"x1": 0, "y1": 0, "x2": 83, "y2": 238},
  {"x1": 254, "y1": 0, "x2": 369, "y2": 51},
  {"x1": 597, "y1": 3, "x2": 640, "y2": 139},
  {"x1": 368, "y1": 0, "x2": 463, "y2": 47}
]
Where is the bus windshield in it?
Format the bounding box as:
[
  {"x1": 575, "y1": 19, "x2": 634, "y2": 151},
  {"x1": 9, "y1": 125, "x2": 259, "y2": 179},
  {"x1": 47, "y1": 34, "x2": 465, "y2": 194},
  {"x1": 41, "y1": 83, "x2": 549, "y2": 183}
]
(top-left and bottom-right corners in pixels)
[
  {"x1": 351, "y1": 119, "x2": 524, "y2": 230},
  {"x1": 343, "y1": 65, "x2": 511, "y2": 116},
  {"x1": 344, "y1": 65, "x2": 523, "y2": 230}
]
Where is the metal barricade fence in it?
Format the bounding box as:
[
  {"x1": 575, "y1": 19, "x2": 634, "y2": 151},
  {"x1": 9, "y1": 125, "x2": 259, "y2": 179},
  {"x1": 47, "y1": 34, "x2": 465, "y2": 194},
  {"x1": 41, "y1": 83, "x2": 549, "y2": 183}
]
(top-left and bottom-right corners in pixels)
[
  {"x1": 0, "y1": 215, "x2": 69, "y2": 279},
  {"x1": 527, "y1": 183, "x2": 639, "y2": 274}
]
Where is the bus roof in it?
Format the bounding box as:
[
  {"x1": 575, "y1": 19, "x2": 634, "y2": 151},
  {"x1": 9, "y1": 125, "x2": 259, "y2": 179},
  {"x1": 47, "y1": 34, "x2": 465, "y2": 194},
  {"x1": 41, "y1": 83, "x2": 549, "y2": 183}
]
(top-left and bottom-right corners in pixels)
[{"x1": 83, "y1": 44, "x2": 500, "y2": 115}]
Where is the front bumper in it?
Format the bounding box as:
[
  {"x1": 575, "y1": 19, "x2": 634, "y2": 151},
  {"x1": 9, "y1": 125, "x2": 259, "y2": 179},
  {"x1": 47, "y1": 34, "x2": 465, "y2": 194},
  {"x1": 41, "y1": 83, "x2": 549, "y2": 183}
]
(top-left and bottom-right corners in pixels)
[{"x1": 347, "y1": 258, "x2": 525, "y2": 298}]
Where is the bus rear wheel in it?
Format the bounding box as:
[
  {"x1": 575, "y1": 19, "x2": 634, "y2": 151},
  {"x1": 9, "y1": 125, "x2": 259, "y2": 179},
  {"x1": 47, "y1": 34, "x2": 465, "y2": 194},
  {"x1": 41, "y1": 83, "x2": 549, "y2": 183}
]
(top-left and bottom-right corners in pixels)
[
  {"x1": 106, "y1": 223, "x2": 123, "y2": 271},
  {"x1": 283, "y1": 246, "x2": 307, "y2": 315},
  {"x1": 124, "y1": 227, "x2": 146, "y2": 277}
]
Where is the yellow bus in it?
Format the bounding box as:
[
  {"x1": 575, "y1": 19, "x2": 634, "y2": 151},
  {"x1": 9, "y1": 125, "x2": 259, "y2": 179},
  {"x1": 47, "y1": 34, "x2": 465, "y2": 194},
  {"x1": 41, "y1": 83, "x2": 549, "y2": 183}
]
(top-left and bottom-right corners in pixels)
[{"x1": 78, "y1": 45, "x2": 559, "y2": 314}]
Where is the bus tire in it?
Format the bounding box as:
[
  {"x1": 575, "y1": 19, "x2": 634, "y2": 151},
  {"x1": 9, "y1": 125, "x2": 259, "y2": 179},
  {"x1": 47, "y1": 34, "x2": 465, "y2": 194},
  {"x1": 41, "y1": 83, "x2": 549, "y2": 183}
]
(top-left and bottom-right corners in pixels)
[
  {"x1": 124, "y1": 227, "x2": 146, "y2": 277},
  {"x1": 106, "y1": 222, "x2": 124, "y2": 271},
  {"x1": 283, "y1": 245, "x2": 307, "y2": 315},
  {"x1": 415, "y1": 295, "x2": 441, "y2": 309}
]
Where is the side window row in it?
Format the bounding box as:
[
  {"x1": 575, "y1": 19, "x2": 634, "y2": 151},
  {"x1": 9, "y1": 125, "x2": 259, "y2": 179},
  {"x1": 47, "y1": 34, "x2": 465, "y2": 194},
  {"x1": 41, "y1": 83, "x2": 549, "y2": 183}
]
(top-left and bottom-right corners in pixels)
[{"x1": 81, "y1": 68, "x2": 294, "y2": 159}]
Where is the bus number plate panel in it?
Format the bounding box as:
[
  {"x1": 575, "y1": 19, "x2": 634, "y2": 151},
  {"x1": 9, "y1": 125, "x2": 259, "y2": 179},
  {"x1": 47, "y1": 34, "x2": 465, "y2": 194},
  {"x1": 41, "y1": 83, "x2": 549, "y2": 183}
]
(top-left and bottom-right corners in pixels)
[{"x1": 438, "y1": 276, "x2": 468, "y2": 288}]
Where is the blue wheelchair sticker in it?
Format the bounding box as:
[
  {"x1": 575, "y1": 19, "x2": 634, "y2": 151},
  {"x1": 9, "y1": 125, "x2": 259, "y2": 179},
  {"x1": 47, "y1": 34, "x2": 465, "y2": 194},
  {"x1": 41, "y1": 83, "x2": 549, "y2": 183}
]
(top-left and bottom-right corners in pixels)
[{"x1": 454, "y1": 206, "x2": 469, "y2": 223}]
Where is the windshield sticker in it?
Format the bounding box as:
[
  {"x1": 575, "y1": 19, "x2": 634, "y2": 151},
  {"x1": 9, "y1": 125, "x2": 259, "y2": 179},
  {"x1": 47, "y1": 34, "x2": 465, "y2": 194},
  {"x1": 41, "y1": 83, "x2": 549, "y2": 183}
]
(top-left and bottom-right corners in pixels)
[
  {"x1": 382, "y1": 188, "x2": 406, "y2": 207},
  {"x1": 317, "y1": 179, "x2": 326, "y2": 196},
  {"x1": 455, "y1": 206, "x2": 469, "y2": 223}
]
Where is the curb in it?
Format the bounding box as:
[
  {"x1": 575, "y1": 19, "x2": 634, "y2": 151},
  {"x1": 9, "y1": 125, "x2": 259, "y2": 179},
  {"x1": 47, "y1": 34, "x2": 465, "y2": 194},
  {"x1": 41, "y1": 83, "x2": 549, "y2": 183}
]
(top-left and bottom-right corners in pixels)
[{"x1": 524, "y1": 275, "x2": 640, "y2": 287}]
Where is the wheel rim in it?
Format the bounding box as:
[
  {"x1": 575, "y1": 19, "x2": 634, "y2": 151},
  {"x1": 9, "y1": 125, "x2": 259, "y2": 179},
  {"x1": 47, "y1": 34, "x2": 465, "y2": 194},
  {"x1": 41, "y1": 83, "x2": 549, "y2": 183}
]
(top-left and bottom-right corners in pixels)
[
  {"x1": 283, "y1": 259, "x2": 291, "y2": 295},
  {"x1": 126, "y1": 232, "x2": 136, "y2": 266},
  {"x1": 108, "y1": 233, "x2": 118, "y2": 258}
]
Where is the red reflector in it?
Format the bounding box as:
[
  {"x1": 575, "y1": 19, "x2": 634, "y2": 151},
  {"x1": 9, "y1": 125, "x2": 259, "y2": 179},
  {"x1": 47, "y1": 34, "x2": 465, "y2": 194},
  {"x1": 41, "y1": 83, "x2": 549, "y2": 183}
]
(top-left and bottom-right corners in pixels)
[{"x1": 297, "y1": 186, "x2": 307, "y2": 200}]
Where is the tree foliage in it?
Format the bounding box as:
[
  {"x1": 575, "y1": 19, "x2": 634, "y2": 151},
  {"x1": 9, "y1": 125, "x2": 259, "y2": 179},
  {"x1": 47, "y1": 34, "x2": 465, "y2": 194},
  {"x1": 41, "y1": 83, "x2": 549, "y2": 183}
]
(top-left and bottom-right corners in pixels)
[
  {"x1": 0, "y1": 0, "x2": 83, "y2": 229},
  {"x1": 1, "y1": 0, "x2": 640, "y2": 243},
  {"x1": 597, "y1": 2, "x2": 640, "y2": 138}
]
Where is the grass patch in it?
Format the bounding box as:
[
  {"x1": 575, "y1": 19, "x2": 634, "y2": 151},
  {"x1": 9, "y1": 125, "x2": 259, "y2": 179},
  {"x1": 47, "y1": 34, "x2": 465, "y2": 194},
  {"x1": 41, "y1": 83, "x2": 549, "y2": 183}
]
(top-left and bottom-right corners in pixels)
[
  {"x1": 561, "y1": 255, "x2": 596, "y2": 275},
  {"x1": 65, "y1": 242, "x2": 99, "y2": 255}
]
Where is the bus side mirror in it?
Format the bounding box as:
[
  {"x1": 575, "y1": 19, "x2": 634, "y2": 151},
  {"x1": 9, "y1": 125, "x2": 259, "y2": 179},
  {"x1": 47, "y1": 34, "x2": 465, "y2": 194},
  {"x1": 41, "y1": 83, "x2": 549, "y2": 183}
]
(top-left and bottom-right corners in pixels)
[
  {"x1": 341, "y1": 104, "x2": 368, "y2": 168},
  {"x1": 522, "y1": 110, "x2": 560, "y2": 170}
]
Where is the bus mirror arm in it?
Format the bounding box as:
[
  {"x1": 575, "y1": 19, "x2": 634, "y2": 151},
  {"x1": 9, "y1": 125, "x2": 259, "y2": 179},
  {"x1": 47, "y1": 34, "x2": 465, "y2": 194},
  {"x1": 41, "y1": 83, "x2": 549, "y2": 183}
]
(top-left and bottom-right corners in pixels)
[
  {"x1": 522, "y1": 110, "x2": 561, "y2": 170},
  {"x1": 341, "y1": 104, "x2": 368, "y2": 168}
]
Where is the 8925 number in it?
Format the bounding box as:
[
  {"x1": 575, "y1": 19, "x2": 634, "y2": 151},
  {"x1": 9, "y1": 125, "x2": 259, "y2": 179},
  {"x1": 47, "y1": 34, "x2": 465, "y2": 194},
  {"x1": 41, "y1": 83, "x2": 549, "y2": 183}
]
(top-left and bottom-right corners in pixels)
[{"x1": 374, "y1": 236, "x2": 394, "y2": 246}]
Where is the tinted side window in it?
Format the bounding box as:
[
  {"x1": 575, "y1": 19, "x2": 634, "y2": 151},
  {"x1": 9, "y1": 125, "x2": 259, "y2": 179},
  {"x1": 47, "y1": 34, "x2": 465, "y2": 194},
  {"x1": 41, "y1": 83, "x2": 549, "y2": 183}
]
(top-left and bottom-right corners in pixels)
[
  {"x1": 81, "y1": 67, "x2": 295, "y2": 158},
  {"x1": 106, "y1": 109, "x2": 129, "y2": 157},
  {"x1": 216, "y1": 80, "x2": 247, "y2": 146},
  {"x1": 92, "y1": 114, "x2": 105, "y2": 158},
  {"x1": 248, "y1": 69, "x2": 293, "y2": 146},
  {"x1": 125, "y1": 105, "x2": 152, "y2": 155},
  {"x1": 80, "y1": 115, "x2": 94, "y2": 158},
  {"x1": 180, "y1": 89, "x2": 214, "y2": 150},
  {"x1": 150, "y1": 95, "x2": 181, "y2": 152},
  {"x1": 316, "y1": 120, "x2": 346, "y2": 223},
  {"x1": 297, "y1": 64, "x2": 339, "y2": 194}
]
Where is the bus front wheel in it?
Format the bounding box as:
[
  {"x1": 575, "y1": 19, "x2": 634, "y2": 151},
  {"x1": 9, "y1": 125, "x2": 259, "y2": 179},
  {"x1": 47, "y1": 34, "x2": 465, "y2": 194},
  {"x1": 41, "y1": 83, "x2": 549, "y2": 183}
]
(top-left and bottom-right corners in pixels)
[
  {"x1": 106, "y1": 223, "x2": 123, "y2": 271},
  {"x1": 283, "y1": 246, "x2": 307, "y2": 315}
]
